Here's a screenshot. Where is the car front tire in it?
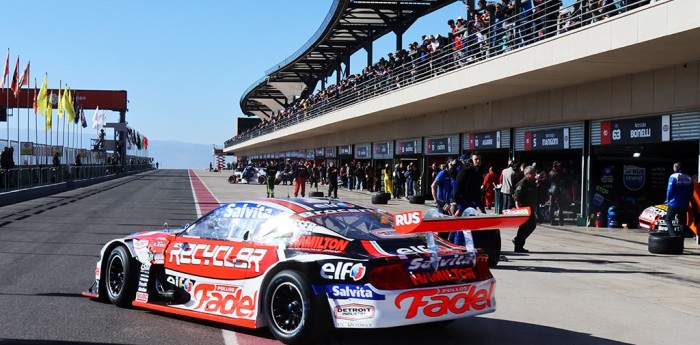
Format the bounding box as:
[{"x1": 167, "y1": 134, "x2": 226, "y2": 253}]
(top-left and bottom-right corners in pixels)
[
  {"x1": 264, "y1": 270, "x2": 328, "y2": 345},
  {"x1": 104, "y1": 246, "x2": 139, "y2": 308}
]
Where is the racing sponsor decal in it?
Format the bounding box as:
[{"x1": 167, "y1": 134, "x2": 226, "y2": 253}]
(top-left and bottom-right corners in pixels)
[
  {"x1": 334, "y1": 304, "x2": 375, "y2": 321},
  {"x1": 321, "y1": 262, "x2": 366, "y2": 281},
  {"x1": 409, "y1": 267, "x2": 477, "y2": 286},
  {"x1": 407, "y1": 254, "x2": 474, "y2": 271},
  {"x1": 166, "y1": 239, "x2": 277, "y2": 280},
  {"x1": 224, "y1": 203, "x2": 276, "y2": 219},
  {"x1": 298, "y1": 208, "x2": 375, "y2": 218},
  {"x1": 370, "y1": 229, "x2": 415, "y2": 239},
  {"x1": 395, "y1": 281, "x2": 494, "y2": 319},
  {"x1": 313, "y1": 284, "x2": 385, "y2": 300},
  {"x1": 289, "y1": 235, "x2": 349, "y2": 253},
  {"x1": 136, "y1": 264, "x2": 151, "y2": 293},
  {"x1": 166, "y1": 275, "x2": 196, "y2": 293},
  {"x1": 308, "y1": 201, "x2": 356, "y2": 209},
  {"x1": 135, "y1": 292, "x2": 149, "y2": 303},
  {"x1": 623, "y1": 165, "x2": 645, "y2": 191},
  {"x1": 191, "y1": 283, "x2": 257, "y2": 319},
  {"x1": 395, "y1": 211, "x2": 421, "y2": 226}
]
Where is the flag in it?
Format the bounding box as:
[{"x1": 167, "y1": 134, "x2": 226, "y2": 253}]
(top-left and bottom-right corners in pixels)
[
  {"x1": 92, "y1": 106, "x2": 101, "y2": 129},
  {"x1": 33, "y1": 79, "x2": 37, "y2": 114},
  {"x1": 80, "y1": 108, "x2": 87, "y2": 128},
  {"x1": 18, "y1": 61, "x2": 29, "y2": 88},
  {"x1": 143, "y1": 136, "x2": 148, "y2": 150},
  {"x1": 10, "y1": 56, "x2": 19, "y2": 97},
  {"x1": 46, "y1": 92, "x2": 53, "y2": 130},
  {"x1": 36, "y1": 74, "x2": 48, "y2": 116},
  {"x1": 0, "y1": 49, "x2": 8, "y2": 88},
  {"x1": 65, "y1": 87, "x2": 76, "y2": 123},
  {"x1": 57, "y1": 85, "x2": 65, "y2": 117}
]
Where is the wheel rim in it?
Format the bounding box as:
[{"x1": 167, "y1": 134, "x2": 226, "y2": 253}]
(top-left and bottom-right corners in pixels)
[
  {"x1": 107, "y1": 254, "x2": 125, "y2": 298},
  {"x1": 270, "y1": 282, "x2": 304, "y2": 334}
]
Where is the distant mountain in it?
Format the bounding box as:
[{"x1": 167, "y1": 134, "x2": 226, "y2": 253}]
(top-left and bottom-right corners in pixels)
[
  {"x1": 1, "y1": 126, "x2": 226, "y2": 170},
  {"x1": 149, "y1": 140, "x2": 230, "y2": 170}
]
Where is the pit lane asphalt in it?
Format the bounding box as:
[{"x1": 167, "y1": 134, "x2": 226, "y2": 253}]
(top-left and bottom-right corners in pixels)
[{"x1": 1, "y1": 169, "x2": 699, "y2": 345}]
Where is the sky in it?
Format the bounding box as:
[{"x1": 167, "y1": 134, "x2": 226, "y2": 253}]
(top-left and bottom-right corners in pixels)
[{"x1": 0, "y1": 0, "x2": 575, "y2": 150}]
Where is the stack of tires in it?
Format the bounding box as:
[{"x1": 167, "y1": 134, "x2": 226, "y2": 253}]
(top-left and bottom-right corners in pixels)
[{"x1": 648, "y1": 232, "x2": 684, "y2": 254}]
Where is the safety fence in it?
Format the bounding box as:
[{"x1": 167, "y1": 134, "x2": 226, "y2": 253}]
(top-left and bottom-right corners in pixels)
[{"x1": 0, "y1": 164, "x2": 154, "y2": 193}]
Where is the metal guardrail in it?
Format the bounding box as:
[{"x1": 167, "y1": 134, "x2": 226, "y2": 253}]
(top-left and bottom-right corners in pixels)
[
  {"x1": 227, "y1": 0, "x2": 663, "y2": 149},
  {"x1": 0, "y1": 164, "x2": 154, "y2": 193}
]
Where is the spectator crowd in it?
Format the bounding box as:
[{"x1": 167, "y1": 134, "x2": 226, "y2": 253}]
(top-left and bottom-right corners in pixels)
[{"x1": 228, "y1": 0, "x2": 659, "y2": 147}]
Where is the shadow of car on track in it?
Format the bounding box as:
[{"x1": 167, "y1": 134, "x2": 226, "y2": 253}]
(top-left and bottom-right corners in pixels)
[{"x1": 136, "y1": 308, "x2": 631, "y2": 345}]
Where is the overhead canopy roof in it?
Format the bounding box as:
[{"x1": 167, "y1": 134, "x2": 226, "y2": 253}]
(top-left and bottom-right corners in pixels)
[{"x1": 240, "y1": 0, "x2": 458, "y2": 119}]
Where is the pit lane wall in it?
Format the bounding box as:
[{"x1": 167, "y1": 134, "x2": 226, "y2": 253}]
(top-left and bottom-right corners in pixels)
[{"x1": 0, "y1": 169, "x2": 155, "y2": 207}]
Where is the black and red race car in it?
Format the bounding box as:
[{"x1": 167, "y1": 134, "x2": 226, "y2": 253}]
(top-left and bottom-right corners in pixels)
[{"x1": 83, "y1": 198, "x2": 528, "y2": 344}]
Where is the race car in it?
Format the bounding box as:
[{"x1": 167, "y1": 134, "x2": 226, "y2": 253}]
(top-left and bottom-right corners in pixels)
[
  {"x1": 83, "y1": 198, "x2": 529, "y2": 344},
  {"x1": 227, "y1": 166, "x2": 266, "y2": 184},
  {"x1": 638, "y1": 204, "x2": 696, "y2": 237}
]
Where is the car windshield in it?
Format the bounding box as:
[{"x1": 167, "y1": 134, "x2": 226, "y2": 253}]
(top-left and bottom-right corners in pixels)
[{"x1": 307, "y1": 211, "x2": 419, "y2": 240}]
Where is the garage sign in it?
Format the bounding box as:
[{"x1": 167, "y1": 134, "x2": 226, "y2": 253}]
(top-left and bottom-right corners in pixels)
[
  {"x1": 524, "y1": 128, "x2": 569, "y2": 151},
  {"x1": 600, "y1": 115, "x2": 670, "y2": 145}
]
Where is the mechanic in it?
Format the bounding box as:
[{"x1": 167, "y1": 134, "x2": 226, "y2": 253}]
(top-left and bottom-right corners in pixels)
[
  {"x1": 294, "y1": 159, "x2": 309, "y2": 197},
  {"x1": 265, "y1": 160, "x2": 279, "y2": 198},
  {"x1": 512, "y1": 165, "x2": 538, "y2": 253},
  {"x1": 665, "y1": 162, "x2": 693, "y2": 237},
  {"x1": 452, "y1": 153, "x2": 486, "y2": 215},
  {"x1": 327, "y1": 161, "x2": 339, "y2": 199},
  {"x1": 431, "y1": 162, "x2": 452, "y2": 215},
  {"x1": 548, "y1": 161, "x2": 567, "y2": 226}
]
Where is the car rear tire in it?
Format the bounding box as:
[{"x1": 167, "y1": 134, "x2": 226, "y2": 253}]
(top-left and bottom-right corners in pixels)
[
  {"x1": 104, "y1": 246, "x2": 139, "y2": 308},
  {"x1": 648, "y1": 233, "x2": 684, "y2": 254},
  {"x1": 472, "y1": 230, "x2": 501, "y2": 267},
  {"x1": 228, "y1": 175, "x2": 237, "y2": 184},
  {"x1": 264, "y1": 270, "x2": 328, "y2": 345},
  {"x1": 258, "y1": 176, "x2": 266, "y2": 184},
  {"x1": 372, "y1": 193, "x2": 389, "y2": 204}
]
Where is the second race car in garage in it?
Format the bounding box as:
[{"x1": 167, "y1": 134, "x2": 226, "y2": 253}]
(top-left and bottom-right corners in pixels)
[{"x1": 83, "y1": 198, "x2": 529, "y2": 344}]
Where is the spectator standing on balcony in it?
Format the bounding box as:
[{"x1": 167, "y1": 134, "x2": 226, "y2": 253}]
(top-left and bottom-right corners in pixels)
[
  {"x1": 293, "y1": 159, "x2": 309, "y2": 197},
  {"x1": 448, "y1": 19, "x2": 467, "y2": 67},
  {"x1": 477, "y1": 0, "x2": 498, "y2": 56},
  {"x1": 327, "y1": 161, "x2": 339, "y2": 199}
]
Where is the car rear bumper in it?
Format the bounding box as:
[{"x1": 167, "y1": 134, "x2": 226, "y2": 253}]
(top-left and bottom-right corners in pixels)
[{"x1": 325, "y1": 278, "x2": 496, "y2": 329}]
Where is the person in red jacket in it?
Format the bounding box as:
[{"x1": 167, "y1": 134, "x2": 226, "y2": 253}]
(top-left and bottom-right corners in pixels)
[{"x1": 482, "y1": 166, "x2": 497, "y2": 209}]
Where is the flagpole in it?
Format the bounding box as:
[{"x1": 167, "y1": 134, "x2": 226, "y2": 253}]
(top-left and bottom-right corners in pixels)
[{"x1": 34, "y1": 78, "x2": 37, "y2": 166}]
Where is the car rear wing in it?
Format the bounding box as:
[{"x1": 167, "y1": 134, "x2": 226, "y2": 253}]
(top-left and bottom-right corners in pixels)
[{"x1": 393, "y1": 208, "x2": 531, "y2": 234}]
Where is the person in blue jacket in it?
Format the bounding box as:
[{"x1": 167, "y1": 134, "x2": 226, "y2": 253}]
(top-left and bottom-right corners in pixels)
[{"x1": 665, "y1": 162, "x2": 693, "y2": 237}]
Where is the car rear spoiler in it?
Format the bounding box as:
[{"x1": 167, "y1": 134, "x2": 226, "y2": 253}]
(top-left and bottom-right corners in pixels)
[{"x1": 394, "y1": 207, "x2": 531, "y2": 234}]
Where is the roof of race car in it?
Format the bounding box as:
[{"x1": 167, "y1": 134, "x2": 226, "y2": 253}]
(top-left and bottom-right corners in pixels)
[{"x1": 226, "y1": 198, "x2": 379, "y2": 219}]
